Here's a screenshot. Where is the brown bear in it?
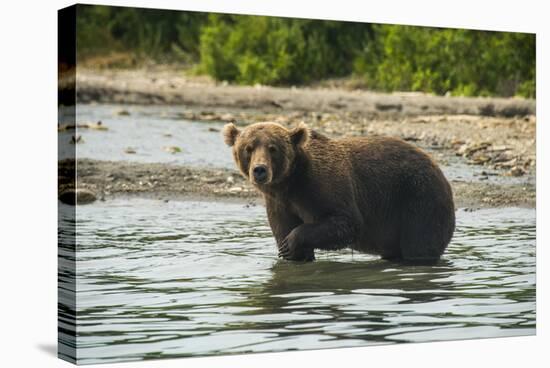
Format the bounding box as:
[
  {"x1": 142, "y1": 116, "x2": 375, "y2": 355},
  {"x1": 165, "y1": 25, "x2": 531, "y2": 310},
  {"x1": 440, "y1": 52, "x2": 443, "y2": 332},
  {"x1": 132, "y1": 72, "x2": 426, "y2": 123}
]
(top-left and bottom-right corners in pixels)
[{"x1": 223, "y1": 121, "x2": 455, "y2": 263}]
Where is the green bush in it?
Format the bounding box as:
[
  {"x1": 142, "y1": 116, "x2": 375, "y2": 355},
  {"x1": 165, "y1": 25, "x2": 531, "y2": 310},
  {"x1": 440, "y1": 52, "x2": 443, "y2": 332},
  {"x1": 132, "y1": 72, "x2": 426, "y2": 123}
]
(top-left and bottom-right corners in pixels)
[
  {"x1": 76, "y1": 5, "x2": 207, "y2": 62},
  {"x1": 199, "y1": 15, "x2": 371, "y2": 85},
  {"x1": 76, "y1": 5, "x2": 119, "y2": 58},
  {"x1": 354, "y1": 25, "x2": 535, "y2": 97}
]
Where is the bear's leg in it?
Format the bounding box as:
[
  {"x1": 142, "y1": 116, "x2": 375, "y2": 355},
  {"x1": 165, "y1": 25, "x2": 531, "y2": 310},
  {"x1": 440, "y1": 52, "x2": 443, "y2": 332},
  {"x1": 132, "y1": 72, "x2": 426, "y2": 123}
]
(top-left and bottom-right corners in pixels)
[
  {"x1": 265, "y1": 201, "x2": 313, "y2": 261},
  {"x1": 398, "y1": 201, "x2": 454, "y2": 263},
  {"x1": 279, "y1": 215, "x2": 358, "y2": 260}
]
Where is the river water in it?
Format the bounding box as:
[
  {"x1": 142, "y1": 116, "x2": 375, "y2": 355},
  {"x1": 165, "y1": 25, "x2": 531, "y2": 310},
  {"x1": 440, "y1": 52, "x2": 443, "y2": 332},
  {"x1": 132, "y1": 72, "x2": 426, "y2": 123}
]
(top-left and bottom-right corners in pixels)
[{"x1": 58, "y1": 198, "x2": 535, "y2": 364}]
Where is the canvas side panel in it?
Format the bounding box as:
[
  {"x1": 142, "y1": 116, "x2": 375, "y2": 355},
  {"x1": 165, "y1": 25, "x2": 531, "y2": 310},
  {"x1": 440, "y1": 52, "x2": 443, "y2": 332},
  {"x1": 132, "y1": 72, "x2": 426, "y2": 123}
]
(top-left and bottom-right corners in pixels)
[{"x1": 58, "y1": 4, "x2": 77, "y2": 365}]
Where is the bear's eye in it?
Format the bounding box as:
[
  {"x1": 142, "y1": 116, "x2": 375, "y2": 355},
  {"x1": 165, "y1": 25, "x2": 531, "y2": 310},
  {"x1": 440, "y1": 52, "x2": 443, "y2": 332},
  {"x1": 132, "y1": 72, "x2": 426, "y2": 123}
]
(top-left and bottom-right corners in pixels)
[
  {"x1": 245, "y1": 145, "x2": 253, "y2": 154},
  {"x1": 268, "y1": 145, "x2": 277, "y2": 153}
]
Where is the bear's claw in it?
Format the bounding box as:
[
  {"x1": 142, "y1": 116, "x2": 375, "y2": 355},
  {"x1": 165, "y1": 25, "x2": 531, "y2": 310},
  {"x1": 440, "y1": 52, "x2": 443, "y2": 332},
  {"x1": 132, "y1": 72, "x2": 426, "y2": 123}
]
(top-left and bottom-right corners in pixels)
[
  {"x1": 278, "y1": 233, "x2": 313, "y2": 261},
  {"x1": 278, "y1": 236, "x2": 296, "y2": 259},
  {"x1": 278, "y1": 238, "x2": 291, "y2": 258}
]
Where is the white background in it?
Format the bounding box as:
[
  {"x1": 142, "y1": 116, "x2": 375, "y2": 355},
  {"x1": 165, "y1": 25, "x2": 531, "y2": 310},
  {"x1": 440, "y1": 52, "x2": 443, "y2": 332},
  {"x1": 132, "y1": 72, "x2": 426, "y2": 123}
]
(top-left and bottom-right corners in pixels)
[{"x1": 0, "y1": 0, "x2": 547, "y2": 367}]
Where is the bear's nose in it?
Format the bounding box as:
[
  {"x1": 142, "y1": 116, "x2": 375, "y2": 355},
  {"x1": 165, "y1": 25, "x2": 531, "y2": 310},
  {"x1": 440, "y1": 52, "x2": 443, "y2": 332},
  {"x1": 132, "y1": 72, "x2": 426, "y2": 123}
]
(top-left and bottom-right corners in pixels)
[{"x1": 253, "y1": 165, "x2": 268, "y2": 183}]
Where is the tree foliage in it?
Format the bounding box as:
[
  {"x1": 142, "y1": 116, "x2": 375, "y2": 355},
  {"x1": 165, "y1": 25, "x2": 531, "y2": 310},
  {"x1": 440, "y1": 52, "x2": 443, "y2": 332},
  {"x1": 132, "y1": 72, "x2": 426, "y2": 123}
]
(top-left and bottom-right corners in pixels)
[
  {"x1": 198, "y1": 15, "x2": 372, "y2": 85},
  {"x1": 76, "y1": 5, "x2": 207, "y2": 62},
  {"x1": 75, "y1": 5, "x2": 536, "y2": 97},
  {"x1": 355, "y1": 25, "x2": 535, "y2": 97}
]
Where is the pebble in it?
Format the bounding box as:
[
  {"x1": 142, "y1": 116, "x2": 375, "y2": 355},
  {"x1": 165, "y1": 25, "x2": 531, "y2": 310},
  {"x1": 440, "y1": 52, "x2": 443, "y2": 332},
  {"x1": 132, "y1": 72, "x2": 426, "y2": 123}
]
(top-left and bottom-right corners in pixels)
[
  {"x1": 201, "y1": 177, "x2": 224, "y2": 184},
  {"x1": 492, "y1": 151, "x2": 513, "y2": 163},
  {"x1": 456, "y1": 144, "x2": 469, "y2": 156},
  {"x1": 507, "y1": 166, "x2": 526, "y2": 177},
  {"x1": 163, "y1": 146, "x2": 182, "y2": 154},
  {"x1": 460, "y1": 142, "x2": 492, "y2": 157},
  {"x1": 87, "y1": 121, "x2": 108, "y2": 130},
  {"x1": 498, "y1": 158, "x2": 518, "y2": 168},
  {"x1": 488, "y1": 145, "x2": 509, "y2": 152},
  {"x1": 470, "y1": 154, "x2": 491, "y2": 164},
  {"x1": 220, "y1": 113, "x2": 235, "y2": 121}
]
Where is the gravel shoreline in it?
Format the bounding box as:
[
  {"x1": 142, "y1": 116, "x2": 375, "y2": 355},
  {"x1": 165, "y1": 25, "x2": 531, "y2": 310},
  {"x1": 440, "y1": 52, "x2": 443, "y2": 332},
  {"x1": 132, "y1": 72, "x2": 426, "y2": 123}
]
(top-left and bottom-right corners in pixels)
[{"x1": 59, "y1": 159, "x2": 535, "y2": 208}]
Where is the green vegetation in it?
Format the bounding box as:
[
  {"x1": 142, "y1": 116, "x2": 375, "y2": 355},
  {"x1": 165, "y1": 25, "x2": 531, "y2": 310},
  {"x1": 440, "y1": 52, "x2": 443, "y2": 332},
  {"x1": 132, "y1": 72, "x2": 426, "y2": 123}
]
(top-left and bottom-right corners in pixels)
[
  {"x1": 76, "y1": 5, "x2": 207, "y2": 64},
  {"x1": 75, "y1": 4, "x2": 535, "y2": 97},
  {"x1": 355, "y1": 25, "x2": 535, "y2": 97},
  {"x1": 198, "y1": 15, "x2": 372, "y2": 85}
]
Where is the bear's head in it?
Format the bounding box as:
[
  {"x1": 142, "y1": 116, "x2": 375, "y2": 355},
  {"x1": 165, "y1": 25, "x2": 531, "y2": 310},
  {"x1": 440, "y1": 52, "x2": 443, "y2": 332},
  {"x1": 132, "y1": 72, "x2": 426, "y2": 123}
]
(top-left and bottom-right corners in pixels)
[{"x1": 223, "y1": 122, "x2": 309, "y2": 188}]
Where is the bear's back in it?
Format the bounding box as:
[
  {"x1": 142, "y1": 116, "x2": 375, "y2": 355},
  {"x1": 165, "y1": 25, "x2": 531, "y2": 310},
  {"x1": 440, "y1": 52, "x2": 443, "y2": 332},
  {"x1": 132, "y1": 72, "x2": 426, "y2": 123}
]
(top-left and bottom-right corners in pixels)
[{"x1": 303, "y1": 132, "x2": 452, "y2": 210}]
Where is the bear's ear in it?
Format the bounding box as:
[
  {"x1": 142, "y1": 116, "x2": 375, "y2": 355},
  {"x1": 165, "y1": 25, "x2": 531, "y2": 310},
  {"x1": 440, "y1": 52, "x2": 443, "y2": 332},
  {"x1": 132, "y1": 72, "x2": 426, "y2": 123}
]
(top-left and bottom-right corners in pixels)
[
  {"x1": 223, "y1": 123, "x2": 240, "y2": 147},
  {"x1": 290, "y1": 122, "x2": 310, "y2": 147}
]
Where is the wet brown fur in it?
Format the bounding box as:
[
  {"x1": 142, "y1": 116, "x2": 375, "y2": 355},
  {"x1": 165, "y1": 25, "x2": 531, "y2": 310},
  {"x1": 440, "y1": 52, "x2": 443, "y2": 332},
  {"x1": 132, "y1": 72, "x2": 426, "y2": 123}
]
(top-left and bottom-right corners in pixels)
[{"x1": 223, "y1": 122, "x2": 455, "y2": 263}]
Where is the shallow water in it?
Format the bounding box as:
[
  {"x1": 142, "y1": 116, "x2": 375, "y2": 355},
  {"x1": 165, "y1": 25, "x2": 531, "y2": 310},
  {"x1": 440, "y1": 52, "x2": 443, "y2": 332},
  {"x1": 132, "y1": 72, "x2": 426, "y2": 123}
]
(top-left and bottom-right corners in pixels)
[
  {"x1": 58, "y1": 198, "x2": 535, "y2": 364},
  {"x1": 59, "y1": 104, "x2": 233, "y2": 168},
  {"x1": 59, "y1": 104, "x2": 533, "y2": 185}
]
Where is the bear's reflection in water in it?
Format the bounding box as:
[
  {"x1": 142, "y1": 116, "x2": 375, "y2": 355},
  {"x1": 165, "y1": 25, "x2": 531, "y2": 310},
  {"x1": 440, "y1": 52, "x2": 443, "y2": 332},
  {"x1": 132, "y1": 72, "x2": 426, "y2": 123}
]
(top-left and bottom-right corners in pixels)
[
  {"x1": 238, "y1": 254, "x2": 529, "y2": 345},
  {"x1": 255, "y1": 258, "x2": 456, "y2": 320},
  {"x1": 267, "y1": 257, "x2": 454, "y2": 295}
]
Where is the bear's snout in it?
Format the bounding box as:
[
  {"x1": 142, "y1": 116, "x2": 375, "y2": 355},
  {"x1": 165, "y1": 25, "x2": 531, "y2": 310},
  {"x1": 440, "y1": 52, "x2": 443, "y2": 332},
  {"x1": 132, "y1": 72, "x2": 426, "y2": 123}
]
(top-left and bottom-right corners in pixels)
[{"x1": 252, "y1": 164, "x2": 269, "y2": 183}]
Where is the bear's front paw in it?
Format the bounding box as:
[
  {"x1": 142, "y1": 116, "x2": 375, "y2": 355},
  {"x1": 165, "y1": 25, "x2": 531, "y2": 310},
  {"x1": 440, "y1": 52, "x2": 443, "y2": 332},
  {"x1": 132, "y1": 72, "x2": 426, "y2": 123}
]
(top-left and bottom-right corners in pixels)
[
  {"x1": 278, "y1": 236, "x2": 296, "y2": 260},
  {"x1": 278, "y1": 231, "x2": 314, "y2": 261}
]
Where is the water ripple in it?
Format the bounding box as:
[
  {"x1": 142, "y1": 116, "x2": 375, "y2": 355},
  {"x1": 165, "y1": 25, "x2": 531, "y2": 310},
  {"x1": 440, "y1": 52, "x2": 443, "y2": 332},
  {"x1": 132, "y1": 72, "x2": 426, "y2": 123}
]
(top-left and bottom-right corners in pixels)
[{"x1": 59, "y1": 199, "x2": 535, "y2": 364}]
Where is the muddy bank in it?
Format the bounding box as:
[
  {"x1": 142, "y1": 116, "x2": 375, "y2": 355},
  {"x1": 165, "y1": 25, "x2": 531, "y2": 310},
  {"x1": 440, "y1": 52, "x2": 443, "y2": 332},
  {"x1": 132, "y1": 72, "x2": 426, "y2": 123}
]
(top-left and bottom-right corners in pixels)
[
  {"x1": 74, "y1": 68, "x2": 535, "y2": 118},
  {"x1": 59, "y1": 159, "x2": 535, "y2": 208}
]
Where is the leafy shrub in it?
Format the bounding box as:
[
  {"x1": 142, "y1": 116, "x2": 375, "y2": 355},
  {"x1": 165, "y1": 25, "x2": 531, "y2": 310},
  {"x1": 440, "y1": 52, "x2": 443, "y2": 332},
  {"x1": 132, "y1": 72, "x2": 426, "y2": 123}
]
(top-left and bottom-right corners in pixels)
[
  {"x1": 354, "y1": 25, "x2": 535, "y2": 97},
  {"x1": 76, "y1": 5, "x2": 207, "y2": 62},
  {"x1": 198, "y1": 15, "x2": 371, "y2": 85}
]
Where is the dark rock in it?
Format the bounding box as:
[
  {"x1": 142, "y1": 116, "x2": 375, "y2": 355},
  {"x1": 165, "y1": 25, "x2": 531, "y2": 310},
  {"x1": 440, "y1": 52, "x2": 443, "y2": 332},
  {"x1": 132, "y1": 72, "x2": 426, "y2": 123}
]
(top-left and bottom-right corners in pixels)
[
  {"x1": 59, "y1": 188, "x2": 97, "y2": 205},
  {"x1": 499, "y1": 105, "x2": 532, "y2": 118},
  {"x1": 479, "y1": 103, "x2": 495, "y2": 116},
  {"x1": 375, "y1": 103, "x2": 403, "y2": 112}
]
